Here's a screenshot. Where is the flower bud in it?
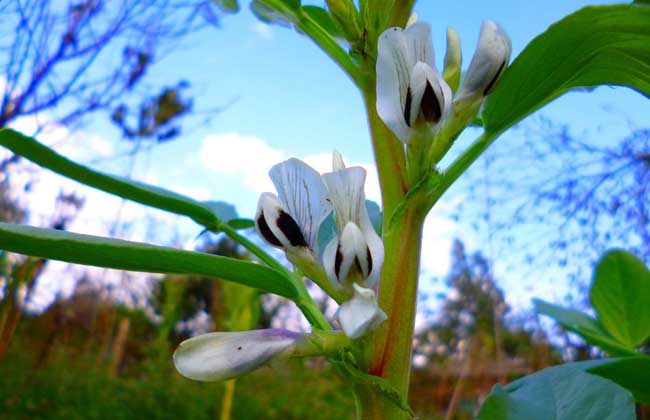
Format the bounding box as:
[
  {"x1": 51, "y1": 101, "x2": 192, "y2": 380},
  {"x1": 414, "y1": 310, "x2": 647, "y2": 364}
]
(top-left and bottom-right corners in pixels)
[
  {"x1": 173, "y1": 329, "x2": 301, "y2": 382},
  {"x1": 332, "y1": 150, "x2": 346, "y2": 171},
  {"x1": 454, "y1": 21, "x2": 511, "y2": 107},
  {"x1": 442, "y1": 27, "x2": 462, "y2": 93},
  {"x1": 326, "y1": 0, "x2": 362, "y2": 42},
  {"x1": 337, "y1": 284, "x2": 387, "y2": 339}
]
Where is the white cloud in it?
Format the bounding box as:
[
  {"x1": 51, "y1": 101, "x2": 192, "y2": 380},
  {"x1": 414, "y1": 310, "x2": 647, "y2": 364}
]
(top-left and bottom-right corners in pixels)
[
  {"x1": 250, "y1": 22, "x2": 273, "y2": 40},
  {"x1": 200, "y1": 132, "x2": 284, "y2": 192}
]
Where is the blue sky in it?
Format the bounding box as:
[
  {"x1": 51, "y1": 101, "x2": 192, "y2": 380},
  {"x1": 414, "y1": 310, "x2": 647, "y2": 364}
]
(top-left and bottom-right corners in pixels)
[{"x1": 11, "y1": 0, "x2": 650, "y2": 326}]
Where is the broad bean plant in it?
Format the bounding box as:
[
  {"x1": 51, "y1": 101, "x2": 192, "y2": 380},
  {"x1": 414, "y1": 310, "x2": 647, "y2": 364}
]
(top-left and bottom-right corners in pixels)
[{"x1": 1, "y1": 1, "x2": 650, "y2": 418}]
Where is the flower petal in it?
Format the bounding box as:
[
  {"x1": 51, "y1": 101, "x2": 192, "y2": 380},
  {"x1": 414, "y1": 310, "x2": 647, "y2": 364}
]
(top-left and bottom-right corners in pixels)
[
  {"x1": 337, "y1": 284, "x2": 387, "y2": 339},
  {"x1": 376, "y1": 27, "x2": 412, "y2": 143},
  {"x1": 322, "y1": 236, "x2": 341, "y2": 288},
  {"x1": 269, "y1": 158, "x2": 331, "y2": 252},
  {"x1": 456, "y1": 21, "x2": 512, "y2": 102},
  {"x1": 407, "y1": 62, "x2": 448, "y2": 126},
  {"x1": 256, "y1": 192, "x2": 308, "y2": 248},
  {"x1": 173, "y1": 329, "x2": 300, "y2": 382},
  {"x1": 323, "y1": 166, "x2": 384, "y2": 288},
  {"x1": 403, "y1": 22, "x2": 435, "y2": 71},
  {"x1": 322, "y1": 166, "x2": 366, "y2": 230},
  {"x1": 362, "y1": 223, "x2": 384, "y2": 288}
]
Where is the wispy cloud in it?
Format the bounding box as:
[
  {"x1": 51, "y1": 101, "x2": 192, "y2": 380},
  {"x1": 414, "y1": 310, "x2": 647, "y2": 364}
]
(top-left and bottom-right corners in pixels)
[{"x1": 250, "y1": 22, "x2": 273, "y2": 40}]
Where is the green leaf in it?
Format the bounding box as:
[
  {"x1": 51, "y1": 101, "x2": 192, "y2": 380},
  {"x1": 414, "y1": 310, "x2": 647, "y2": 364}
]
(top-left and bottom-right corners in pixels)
[
  {"x1": 302, "y1": 6, "x2": 342, "y2": 39},
  {"x1": 250, "y1": 0, "x2": 300, "y2": 25},
  {"x1": 478, "y1": 364, "x2": 635, "y2": 420},
  {"x1": 585, "y1": 357, "x2": 650, "y2": 403},
  {"x1": 634, "y1": 0, "x2": 650, "y2": 5},
  {"x1": 0, "y1": 129, "x2": 253, "y2": 231},
  {"x1": 0, "y1": 223, "x2": 298, "y2": 299},
  {"x1": 534, "y1": 299, "x2": 636, "y2": 356},
  {"x1": 483, "y1": 5, "x2": 650, "y2": 138},
  {"x1": 590, "y1": 250, "x2": 650, "y2": 347},
  {"x1": 212, "y1": 0, "x2": 239, "y2": 12}
]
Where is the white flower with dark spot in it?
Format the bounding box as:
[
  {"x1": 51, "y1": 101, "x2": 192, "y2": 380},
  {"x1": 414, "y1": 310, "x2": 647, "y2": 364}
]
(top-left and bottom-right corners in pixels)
[
  {"x1": 376, "y1": 22, "x2": 452, "y2": 143},
  {"x1": 321, "y1": 157, "x2": 383, "y2": 290},
  {"x1": 454, "y1": 21, "x2": 511, "y2": 106},
  {"x1": 255, "y1": 158, "x2": 331, "y2": 256}
]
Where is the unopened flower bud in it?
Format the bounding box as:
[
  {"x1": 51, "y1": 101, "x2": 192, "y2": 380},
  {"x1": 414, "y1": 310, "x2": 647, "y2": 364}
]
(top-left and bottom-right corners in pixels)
[
  {"x1": 326, "y1": 0, "x2": 362, "y2": 42},
  {"x1": 332, "y1": 150, "x2": 346, "y2": 171},
  {"x1": 442, "y1": 28, "x2": 462, "y2": 93},
  {"x1": 173, "y1": 329, "x2": 301, "y2": 382}
]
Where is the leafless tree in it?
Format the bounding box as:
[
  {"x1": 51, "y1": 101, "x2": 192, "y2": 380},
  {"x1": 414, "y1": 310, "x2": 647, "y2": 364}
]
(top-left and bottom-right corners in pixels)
[
  {"x1": 0, "y1": 0, "x2": 225, "y2": 139},
  {"x1": 456, "y1": 116, "x2": 649, "y2": 301}
]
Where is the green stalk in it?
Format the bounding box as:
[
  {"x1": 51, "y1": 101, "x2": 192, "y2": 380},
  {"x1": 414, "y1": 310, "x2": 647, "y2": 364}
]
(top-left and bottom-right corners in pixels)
[
  {"x1": 296, "y1": 9, "x2": 362, "y2": 86},
  {"x1": 364, "y1": 207, "x2": 425, "y2": 419},
  {"x1": 361, "y1": 80, "x2": 407, "y2": 219},
  {"x1": 295, "y1": 283, "x2": 332, "y2": 331},
  {"x1": 219, "y1": 224, "x2": 334, "y2": 330},
  {"x1": 353, "y1": 67, "x2": 423, "y2": 419},
  {"x1": 219, "y1": 223, "x2": 288, "y2": 275}
]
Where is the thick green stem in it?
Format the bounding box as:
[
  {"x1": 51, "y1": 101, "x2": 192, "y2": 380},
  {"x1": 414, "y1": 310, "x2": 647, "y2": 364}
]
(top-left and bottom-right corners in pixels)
[
  {"x1": 362, "y1": 207, "x2": 425, "y2": 419},
  {"x1": 361, "y1": 83, "x2": 407, "y2": 220}
]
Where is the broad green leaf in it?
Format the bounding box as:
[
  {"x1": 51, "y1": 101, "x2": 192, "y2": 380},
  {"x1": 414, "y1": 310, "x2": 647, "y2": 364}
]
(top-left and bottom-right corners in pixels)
[
  {"x1": 250, "y1": 0, "x2": 300, "y2": 25},
  {"x1": 483, "y1": 5, "x2": 650, "y2": 138},
  {"x1": 590, "y1": 250, "x2": 650, "y2": 347},
  {"x1": 0, "y1": 129, "x2": 249, "y2": 231},
  {"x1": 634, "y1": 0, "x2": 650, "y2": 5},
  {"x1": 534, "y1": 299, "x2": 636, "y2": 356},
  {"x1": 212, "y1": 0, "x2": 239, "y2": 12},
  {"x1": 478, "y1": 364, "x2": 635, "y2": 420},
  {"x1": 302, "y1": 6, "x2": 342, "y2": 39},
  {"x1": 0, "y1": 223, "x2": 298, "y2": 299},
  {"x1": 584, "y1": 357, "x2": 650, "y2": 403}
]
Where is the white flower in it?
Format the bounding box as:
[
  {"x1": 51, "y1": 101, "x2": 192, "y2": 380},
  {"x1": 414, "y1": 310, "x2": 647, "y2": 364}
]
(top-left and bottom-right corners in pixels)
[
  {"x1": 376, "y1": 22, "x2": 452, "y2": 144},
  {"x1": 173, "y1": 329, "x2": 300, "y2": 382},
  {"x1": 321, "y1": 158, "x2": 383, "y2": 289},
  {"x1": 454, "y1": 21, "x2": 511, "y2": 105},
  {"x1": 255, "y1": 158, "x2": 331, "y2": 255},
  {"x1": 337, "y1": 284, "x2": 387, "y2": 339}
]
